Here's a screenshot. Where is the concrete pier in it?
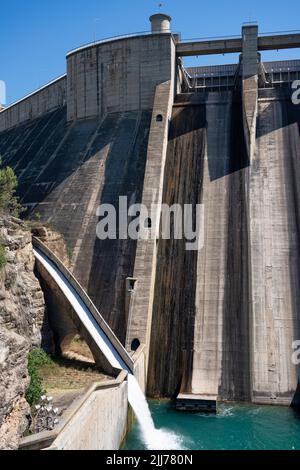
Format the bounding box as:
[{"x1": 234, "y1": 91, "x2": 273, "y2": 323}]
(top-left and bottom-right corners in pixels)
[{"x1": 242, "y1": 25, "x2": 259, "y2": 160}]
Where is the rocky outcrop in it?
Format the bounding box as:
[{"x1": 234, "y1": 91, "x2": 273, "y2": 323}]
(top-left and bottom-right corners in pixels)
[
  {"x1": 31, "y1": 225, "x2": 70, "y2": 269},
  {"x1": 0, "y1": 216, "x2": 48, "y2": 449}
]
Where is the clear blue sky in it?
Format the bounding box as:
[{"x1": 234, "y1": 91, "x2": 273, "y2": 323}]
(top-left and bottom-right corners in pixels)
[{"x1": 1, "y1": 0, "x2": 299, "y2": 105}]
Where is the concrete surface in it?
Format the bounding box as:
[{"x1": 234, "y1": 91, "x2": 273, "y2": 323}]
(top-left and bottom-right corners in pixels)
[
  {"x1": 33, "y1": 237, "x2": 134, "y2": 374},
  {"x1": 0, "y1": 109, "x2": 152, "y2": 344},
  {"x1": 176, "y1": 32, "x2": 300, "y2": 57},
  {"x1": 125, "y1": 80, "x2": 175, "y2": 368},
  {"x1": 19, "y1": 372, "x2": 128, "y2": 450},
  {"x1": 50, "y1": 380, "x2": 128, "y2": 450},
  {"x1": 67, "y1": 34, "x2": 176, "y2": 122},
  {"x1": 1, "y1": 17, "x2": 300, "y2": 406},
  {"x1": 0, "y1": 76, "x2": 66, "y2": 132},
  {"x1": 249, "y1": 89, "x2": 300, "y2": 404}
]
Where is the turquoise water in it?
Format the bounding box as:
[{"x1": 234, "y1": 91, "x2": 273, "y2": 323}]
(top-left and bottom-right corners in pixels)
[{"x1": 124, "y1": 401, "x2": 300, "y2": 450}]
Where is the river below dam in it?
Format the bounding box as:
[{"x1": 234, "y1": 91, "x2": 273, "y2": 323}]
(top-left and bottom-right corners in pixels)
[{"x1": 123, "y1": 400, "x2": 300, "y2": 450}]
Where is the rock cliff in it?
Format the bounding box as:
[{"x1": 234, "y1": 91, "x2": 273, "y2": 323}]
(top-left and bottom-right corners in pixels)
[{"x1": 0, "y1": 216, "x2": 48, "y2": 449}]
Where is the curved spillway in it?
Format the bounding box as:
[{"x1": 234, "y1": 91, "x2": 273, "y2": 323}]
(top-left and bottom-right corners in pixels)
[
  {"x1": 33, "y1": 246, "x2": 130, "y2": 372},
  {"x1": 33, "y1": 239, "x2": 181, "y2": 450}
]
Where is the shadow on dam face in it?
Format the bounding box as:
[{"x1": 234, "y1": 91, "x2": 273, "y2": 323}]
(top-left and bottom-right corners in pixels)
[
  {"x1": 219, "y1": 89, "x2": 251, "y2": 401},
  {"x1": 85, "y1": 111, "x2": 152, "y2": 343},
  {"x1": 148, "y1": 89, "x2": 252, "y2": 399},
  {"x1": 257, "y1": 86, "x2": 300, "y2": 138},
  {"x1": 147, "y1": 103, "x2": 206, "y2": 397},
  {"x1": 0, "y1": 108, "x2": 152, "y2": 346},
  {"x1": 207, "y1": 88, "x2": 250, "y2": 182}
]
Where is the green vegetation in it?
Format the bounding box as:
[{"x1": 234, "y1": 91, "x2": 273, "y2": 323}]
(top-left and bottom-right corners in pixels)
[
  {"x1": 0, "y1": 157, "x2": 23, "y2": 217},
  {"x1": 0, "y1": 243, "x2": 6, "y2": 269},
  {"x1": 26, "y1": 349, "x2": 53, "y2": 407},
  {"x1": 34, "y1": 212, "x2": 41, "y2": 222}
]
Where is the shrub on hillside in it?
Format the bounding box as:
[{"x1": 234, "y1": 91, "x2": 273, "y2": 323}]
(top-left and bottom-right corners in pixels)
[
  {"x1": 26, "y1": 349, "x2": 53, "y2": 407},
  {"x1": 0, "y1": 244, "x2": 6, "y2": 269},
  {"x1": 0, "y1": 157, "x2": 23, "y2": 217}
]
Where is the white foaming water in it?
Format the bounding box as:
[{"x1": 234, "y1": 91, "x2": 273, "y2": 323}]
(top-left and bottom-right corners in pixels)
[
  {"x1": 127, "y1": 375, "x2": 183, "y2": 450},
  {"x1": 34, "y1": 247, "x2": 182, "y2": 450}
]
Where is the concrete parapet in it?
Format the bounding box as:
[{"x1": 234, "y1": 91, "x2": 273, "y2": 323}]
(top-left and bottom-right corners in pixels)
[
  {"x1": 19, "y1": 371, "x2": 128, "y2": 450},
  {"x1": 0, "y1": 75, "x2": 66, "y2": 132}
]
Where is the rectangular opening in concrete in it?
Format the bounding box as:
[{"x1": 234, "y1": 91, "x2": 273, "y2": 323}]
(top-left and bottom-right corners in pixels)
[{"x1": 176, "y1": 394, "x2": 217, "y2": 413}]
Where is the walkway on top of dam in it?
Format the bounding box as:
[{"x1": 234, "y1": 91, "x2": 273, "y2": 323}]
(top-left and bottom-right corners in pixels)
[{"x1": 176, "y1": 30, "x2": 300, "y2": 56}]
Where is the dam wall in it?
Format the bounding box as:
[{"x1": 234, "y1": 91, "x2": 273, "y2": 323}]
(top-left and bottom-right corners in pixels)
[
  {"x1": 250, "y1": 88, "x2": 300, "y2": 404},
  {"x1": 67, "y1": 34, "x2": 176, "y2": 122},
  {"x1": 1, "y1": 14, "x2": 300, "y2": 406},
  {"x1": 147, "y1": 90, "x2": 251, "y2": 399},
  {"x1": 0, "y1": 75, "x2": 66, "y2": 132},
  {"x1": 147, "y1": 94, "x2": 207, "y2": 397},
  {"x1": 0, "y1": 31, "x2": 176, "y2": 132},
  {"x1": 0, "y1": 108, "x2": 152, "y2": 343},
  {"x1": 0, "y1": 23, "x2": 178, "y2": 348},
  {"x1": 148, "y1": 86, "x2": 300, "y2": 403}
]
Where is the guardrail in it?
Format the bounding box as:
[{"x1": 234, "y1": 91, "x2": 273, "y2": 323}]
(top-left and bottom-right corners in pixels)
[
  {"x1": 32, "y1": 236, "x2": 134, "y2": 373},
  {"x1": 179, "y1": 29, "x2": 300, "y2": 43},
  {"x1": 259, "y1": 29, "x2": 300, "y2": 37},
  {"x1": 67, "y1": 30, "x2": 180, "y2": 57},
  {"x1": 179, "y1": 34, "x2": 241, "y2": 43}
]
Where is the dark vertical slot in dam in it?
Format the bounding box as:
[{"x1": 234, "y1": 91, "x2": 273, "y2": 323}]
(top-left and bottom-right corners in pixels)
[
  {"x1": 219, "y1": 88, "x2": 251, "y2": 401},
  {"x1": 147, "y1": 103, "x2": 206, "y2": 398}
]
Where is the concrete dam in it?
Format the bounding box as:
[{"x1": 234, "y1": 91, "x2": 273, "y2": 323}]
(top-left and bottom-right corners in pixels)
[{"x1": 1, "y1": 13, "x2": 300, "y2": 409}]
